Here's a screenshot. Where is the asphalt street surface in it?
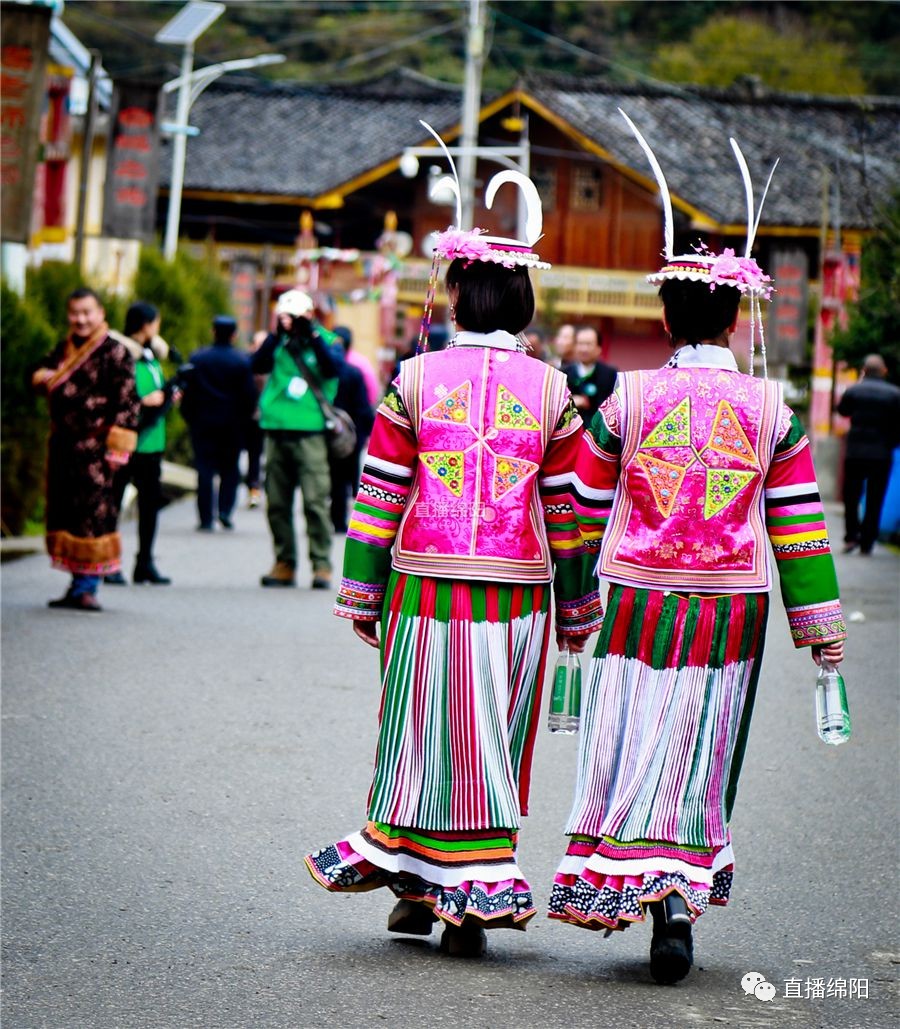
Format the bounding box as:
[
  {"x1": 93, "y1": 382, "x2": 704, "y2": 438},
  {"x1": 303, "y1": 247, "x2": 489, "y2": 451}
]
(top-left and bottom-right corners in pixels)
[{"x1": 3, "y1": 493, "x2": 898, "y2": 1028}]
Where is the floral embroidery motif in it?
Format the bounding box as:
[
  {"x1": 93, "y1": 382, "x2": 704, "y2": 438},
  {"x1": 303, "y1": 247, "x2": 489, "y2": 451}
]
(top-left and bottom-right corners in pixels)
[
  {"x1": 420, "y1": 451, "x2": 465, "y2": 497},
  {"x1": 702, "y1": 400, "x2": 758, "y2": 465},
  {"x1": 635, "y1": 453, "x2": 688, "y2": 517},
  {"x1": 704, "y1": 469, "x2": 757, "y2": 517},
  {"x1": 493, "y1": 455, "x2": 539, "y2": 500},
  {"x1": 642, "y1": 397, "x2": 691, "y2": 447},
  {"x1": 424, "y1": 381, "x2": 471, "y2": 424},
  {"x1": 495, "y1": 386, "x2": 540, "y2": 430}
]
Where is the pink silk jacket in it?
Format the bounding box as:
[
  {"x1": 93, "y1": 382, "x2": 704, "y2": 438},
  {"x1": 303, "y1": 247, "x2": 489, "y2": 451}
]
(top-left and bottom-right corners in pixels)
[{"x1": 390, "y1": 341, "x2": 572, "y2": 582}]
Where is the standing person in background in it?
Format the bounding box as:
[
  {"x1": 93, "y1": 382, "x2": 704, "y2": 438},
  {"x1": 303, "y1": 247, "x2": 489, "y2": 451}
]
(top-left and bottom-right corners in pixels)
[
  {"x1": 837, "y1": 353, "x2": 900, "y2": 555},
  {"x1": 107, "y1": 302, "x2": 174, "y2": 584},
  {"x1": 31, "y1": 288, "x2": 139, "y2": 611},
  {"x1": 336, "y1": 324, "x2": 381, "y2": 409},
  {"x1": 252, "y1": 290, "x2": 339, "y2": 589},
  {"x1": 180, "y1": 315, "x2": 257, "y2": 532},
  {"x1": 245, "y1": 330, "x2": 269, "y2": 510},
  {"x1": 330, "y1": 327, "x2": 375, "y2": 533},
  {"x1": 563, "y1": 325, "x2": 617, "y2": 425},
  {"x1": 550, "y1": 322, "x2": 576, "y2": 369}
]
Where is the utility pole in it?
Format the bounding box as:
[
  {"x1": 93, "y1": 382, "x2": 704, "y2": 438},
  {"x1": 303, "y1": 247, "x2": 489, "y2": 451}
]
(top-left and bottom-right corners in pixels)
[
  {"x1": 73, "y1": 50, "x2": 100, "y2": 271},
  {"x1": 458, "y1": 0, "x2": 486, "y2": 230}
]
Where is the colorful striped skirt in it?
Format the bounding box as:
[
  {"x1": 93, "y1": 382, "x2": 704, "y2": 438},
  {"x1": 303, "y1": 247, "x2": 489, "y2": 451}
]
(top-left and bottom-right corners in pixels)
[
  {"x1": 305, "y1": 571, "x2": 552, "y2": 928},
  {"x1": 550, "y1": 585, "x2": 768, "y2": 931}
]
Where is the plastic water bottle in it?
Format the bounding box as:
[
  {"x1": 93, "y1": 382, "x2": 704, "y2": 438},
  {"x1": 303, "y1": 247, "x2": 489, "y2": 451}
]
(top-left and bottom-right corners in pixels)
[
  {"x1": 815, "y1": 660, "x2": 851, "y2": 745},
  {"x1": 548, "y1": 646, "x2": 581, "y2": 734}
]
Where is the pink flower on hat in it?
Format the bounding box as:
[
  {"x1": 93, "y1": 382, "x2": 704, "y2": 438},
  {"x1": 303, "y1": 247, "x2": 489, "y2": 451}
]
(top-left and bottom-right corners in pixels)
[
  {"x1": 708, "y1": 247, "x2": 774, "y2": 299},
  {"x1": 434, "y1": 227, "x2": 492, "y2": 264}
]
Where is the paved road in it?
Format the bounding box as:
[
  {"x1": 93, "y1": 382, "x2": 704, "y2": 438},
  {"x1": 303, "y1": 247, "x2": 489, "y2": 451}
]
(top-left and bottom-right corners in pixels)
[{"x1": 2, "y1": 495, "x2": 898, "y2": 1028}]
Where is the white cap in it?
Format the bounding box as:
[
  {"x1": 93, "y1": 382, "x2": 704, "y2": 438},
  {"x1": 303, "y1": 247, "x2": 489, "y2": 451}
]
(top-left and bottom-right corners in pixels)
[{"x1": 275, "y1": 289, "x2": 314, "y2": 318}]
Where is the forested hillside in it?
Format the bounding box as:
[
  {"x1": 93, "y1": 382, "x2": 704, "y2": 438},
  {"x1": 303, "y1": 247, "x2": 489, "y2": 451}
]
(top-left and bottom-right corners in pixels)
[{"x1": 63, "y1": 0, "x2": 899, "y2": 96}]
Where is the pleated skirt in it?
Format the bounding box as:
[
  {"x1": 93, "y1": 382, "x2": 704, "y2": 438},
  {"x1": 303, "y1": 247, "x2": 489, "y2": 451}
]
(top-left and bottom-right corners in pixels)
[
  {"x1": 549, "y1": 584, "x2": 768, "y2": 931},
  {"x1": 306, "y1": 571, "x2": 552, "y2": 928}
]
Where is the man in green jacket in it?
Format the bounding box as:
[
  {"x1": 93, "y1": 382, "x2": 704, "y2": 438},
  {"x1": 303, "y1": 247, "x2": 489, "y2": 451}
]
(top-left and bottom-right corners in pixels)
[{"x1": 251, "y1": 290, "x2": 340, "y2": 589}]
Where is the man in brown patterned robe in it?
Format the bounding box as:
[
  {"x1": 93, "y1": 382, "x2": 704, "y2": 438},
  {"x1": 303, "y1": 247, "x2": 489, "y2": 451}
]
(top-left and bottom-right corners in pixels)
[{"x1": 32, "y1": 288, "x2": 140, "y2": 611}]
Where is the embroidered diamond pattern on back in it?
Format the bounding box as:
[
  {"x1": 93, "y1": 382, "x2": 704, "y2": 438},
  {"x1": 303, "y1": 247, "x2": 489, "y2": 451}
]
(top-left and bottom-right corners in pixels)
[
  {"x1": 703, "y1": 400, "x2": 758, "y2": 466},
  {"x1": 495, "y1": 386, "x2": 540, "y2": 430},
  {"x1": 635, "y1": 453, "x2": 689, "y2": 517},
  {"x1": 419, "y1": 451, "x2": 465, "y2": 497},
  {"x1": 641, "y1": 397, "x2": 692, "y2": 447},
  {"x1": 493, "y1": 456, "x2": 539, "y2": 500},
  {"x1": 423, "y1": 381, "x2": 471, "y2": 424},
  {"x1": 704, "y1": 468, "x2": 757, "y2": 518}
]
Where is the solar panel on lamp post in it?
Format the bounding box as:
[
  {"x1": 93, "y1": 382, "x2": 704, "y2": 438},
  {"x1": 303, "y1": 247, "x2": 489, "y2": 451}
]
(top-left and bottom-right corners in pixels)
[{"x1": 156, "y1": 2, "x2": 225, "y2": 261}]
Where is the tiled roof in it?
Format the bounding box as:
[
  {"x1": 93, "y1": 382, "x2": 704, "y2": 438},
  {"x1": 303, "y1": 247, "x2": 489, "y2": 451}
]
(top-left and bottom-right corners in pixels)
[
  {"x1": 524, "y1": 76, "x2": 900, "y2": 230},
  {"x1": 163, "y1": 71, "x2": 463, "y2": 200},
  {"x1": 166, "y1": 70, "x2": 898, "y2": 230}
]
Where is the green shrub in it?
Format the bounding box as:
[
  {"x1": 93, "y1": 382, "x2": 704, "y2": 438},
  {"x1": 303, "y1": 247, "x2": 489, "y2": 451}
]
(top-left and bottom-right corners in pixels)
[{"x1": 0, "y1": 281, "x2": 55, "y2": 536}]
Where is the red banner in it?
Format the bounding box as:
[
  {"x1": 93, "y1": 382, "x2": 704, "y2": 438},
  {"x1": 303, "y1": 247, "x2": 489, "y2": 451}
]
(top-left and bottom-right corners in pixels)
[
  {"x1": 0, "y1": 3, "x2": 51, "y2": 243},
  {"x1": 102, "y1": 79, "x2": 162, "y2": 241}
]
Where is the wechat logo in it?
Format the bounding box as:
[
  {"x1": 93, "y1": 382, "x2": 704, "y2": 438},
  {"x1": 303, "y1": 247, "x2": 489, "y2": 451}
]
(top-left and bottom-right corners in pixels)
[{"x1": 742, "y1": 972, "x2": 777, "y2": 1001}]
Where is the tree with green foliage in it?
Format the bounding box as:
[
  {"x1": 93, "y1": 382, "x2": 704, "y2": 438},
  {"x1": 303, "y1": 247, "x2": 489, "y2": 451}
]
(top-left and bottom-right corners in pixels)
[
  {"x1": 829, "y1": 189, "x2": 900, "y2": 382},
  {"x1": 61, "y1": 0, "x2": 898, "y2": 96},
  {"x1": 650, "y1": 14, "x2": 866, "y2": 95}
]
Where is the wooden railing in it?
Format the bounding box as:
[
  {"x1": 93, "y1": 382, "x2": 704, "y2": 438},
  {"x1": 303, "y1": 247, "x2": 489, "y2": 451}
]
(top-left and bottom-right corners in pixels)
[{"x1": 187, "y1": 243, "x2": 663, "y2": 321}]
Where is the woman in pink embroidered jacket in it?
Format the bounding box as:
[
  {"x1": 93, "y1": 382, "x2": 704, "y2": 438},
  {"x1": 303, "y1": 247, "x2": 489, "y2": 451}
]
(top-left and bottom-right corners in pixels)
[
  {"x1": 305, "y1": 254, "x2": 602, "y2": 956},
  {"x1": 549, "y1": 273, "x2": 847, "y2": 983}
]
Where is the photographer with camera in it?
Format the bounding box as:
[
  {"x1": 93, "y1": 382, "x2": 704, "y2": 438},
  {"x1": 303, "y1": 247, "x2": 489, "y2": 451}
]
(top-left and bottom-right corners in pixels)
[{"x1": 251, "y1": 290, "x2": 340, "y2": 590}]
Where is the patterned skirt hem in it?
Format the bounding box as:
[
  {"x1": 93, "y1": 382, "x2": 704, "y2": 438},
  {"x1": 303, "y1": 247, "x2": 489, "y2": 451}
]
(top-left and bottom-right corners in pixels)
[
  {"x1": 547, "y1": 837, "x2": 734, "y2": 931},
  {"x1": 304, "y1": 838, "x2": 536, "y2": 929}
]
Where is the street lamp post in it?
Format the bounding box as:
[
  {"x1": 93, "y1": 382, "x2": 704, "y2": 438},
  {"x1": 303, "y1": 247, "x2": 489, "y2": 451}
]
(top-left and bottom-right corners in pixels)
[{"x1": 155, "y1": 2, "x2": 285, "y2": 261}]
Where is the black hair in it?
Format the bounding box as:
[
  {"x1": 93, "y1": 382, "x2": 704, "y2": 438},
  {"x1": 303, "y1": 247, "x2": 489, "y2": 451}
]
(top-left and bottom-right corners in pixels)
[
  {"x1": 659, "y1": 279, "x2": 741, "y2": 345},
  {"x1": 66, "y1": 287, "x2": 102, "y2": 307},
  {"x1": 124, "y1": 301, "x2": 159, "y2": 338},
  {"x1": 214, "y1": 321, "x2": 237, "y2": 344},
  {"x1": 445, "y1": 258, "x2": 534, "y2": 334}
]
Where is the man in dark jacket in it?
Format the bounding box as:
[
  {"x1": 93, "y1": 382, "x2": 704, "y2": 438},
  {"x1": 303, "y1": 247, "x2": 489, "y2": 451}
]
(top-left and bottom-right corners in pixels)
[
  {"x1": 180, "y1": 315, "x2": 257, "y2": 531},
  {"x1": 837, "y1": 353, "x2": 900, "y2": 554},
  {"x1": 563, "y1": 325, "x2": 617, "y2": 426}
]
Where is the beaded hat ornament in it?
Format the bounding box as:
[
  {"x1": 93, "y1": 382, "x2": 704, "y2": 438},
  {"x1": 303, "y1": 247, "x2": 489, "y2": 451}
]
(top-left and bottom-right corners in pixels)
[
  {"x1": 415, "y1": 120, "x2": 551, "y2": 353},
  {"x1": 619, "y1": 109, "x2": 779, "y2": 377}
]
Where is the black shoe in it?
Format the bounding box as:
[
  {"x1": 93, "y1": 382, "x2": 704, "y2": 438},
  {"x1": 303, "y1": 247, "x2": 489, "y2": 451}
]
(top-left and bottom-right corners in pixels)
[
  {"x1": 103, "y1": 571, "x2": 127, "y2": 585},
  {"x1": 649, "y1": 894, "x2": 694, "y2": 985},
  {"x1": 48, "y1": 592, "x2": 102, "y2": 612},
  {"x1": 197, "y1": 524, "x2": 214, "y2": 533},
  {"x1": 439, "y1": 921, "x2": 487, "y2": 957},
  {"x1": 219, "y1": 514, "x2": 234, "y2": 530},
  {"x1": 133, "y1": 563, "x2": 171, "y2": 585},
  {"x1": 387, "y1": 899, "x2": 437, "y2": 936}
]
